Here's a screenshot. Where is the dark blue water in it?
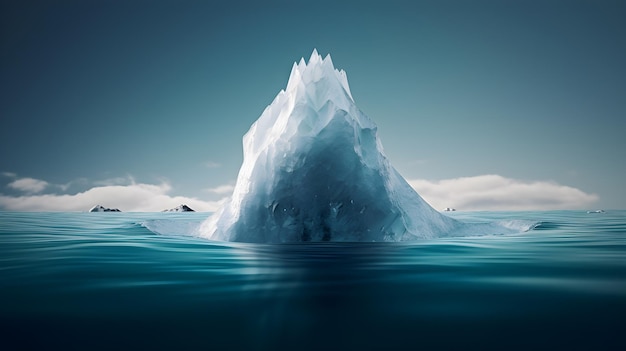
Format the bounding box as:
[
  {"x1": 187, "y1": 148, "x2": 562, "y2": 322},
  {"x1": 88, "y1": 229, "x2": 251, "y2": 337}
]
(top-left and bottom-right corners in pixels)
[{"x1": 1, "y1": 211, "x2": 625, "y2": 350}]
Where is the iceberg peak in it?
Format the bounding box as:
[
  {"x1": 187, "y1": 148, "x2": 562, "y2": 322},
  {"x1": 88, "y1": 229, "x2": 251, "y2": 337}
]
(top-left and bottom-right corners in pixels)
[{"x1": 286, "y1": 49, "x2": 353, "y2": 103}]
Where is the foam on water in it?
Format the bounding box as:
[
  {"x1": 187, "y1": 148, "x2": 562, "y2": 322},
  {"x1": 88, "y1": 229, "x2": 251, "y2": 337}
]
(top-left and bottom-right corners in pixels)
[
  {"x1": 142, "y1": 213, "x2": 539, "y2": 239},
  {"x1": 141, "y1": 219, "x2": 204, "y2": 238}
]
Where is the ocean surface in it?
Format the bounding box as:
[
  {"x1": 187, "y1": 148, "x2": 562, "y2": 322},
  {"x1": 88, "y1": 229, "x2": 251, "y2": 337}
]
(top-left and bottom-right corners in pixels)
[{"x1": 1, "y1": 210, "x2": 625, "y2": 350}]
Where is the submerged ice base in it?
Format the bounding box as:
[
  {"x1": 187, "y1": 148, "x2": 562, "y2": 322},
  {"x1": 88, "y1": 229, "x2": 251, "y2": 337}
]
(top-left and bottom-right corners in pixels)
[{"x1": 199, "y1": 50, "x2": 531, "y2": 242}]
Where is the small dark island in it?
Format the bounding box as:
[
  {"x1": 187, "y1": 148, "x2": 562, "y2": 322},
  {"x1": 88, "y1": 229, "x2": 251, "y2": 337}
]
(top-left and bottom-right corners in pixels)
[
  {"x1": 162, "y1": 204, "x2": 195, "y2": 212},
  {"x1": 89, "y1": 205, "x2": 121, "y2": 212}
]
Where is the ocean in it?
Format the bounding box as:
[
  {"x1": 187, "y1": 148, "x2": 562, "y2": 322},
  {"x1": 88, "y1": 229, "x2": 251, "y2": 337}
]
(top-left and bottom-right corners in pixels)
[{"x1": 1, "y1": 210, "x2": 625, "y2": 350}]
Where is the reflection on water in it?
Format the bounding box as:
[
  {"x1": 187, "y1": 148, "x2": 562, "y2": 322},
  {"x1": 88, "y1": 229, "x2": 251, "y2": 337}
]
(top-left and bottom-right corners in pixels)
[{"x1": 0, "y1": 211, "x2": 625, "y2": 350}]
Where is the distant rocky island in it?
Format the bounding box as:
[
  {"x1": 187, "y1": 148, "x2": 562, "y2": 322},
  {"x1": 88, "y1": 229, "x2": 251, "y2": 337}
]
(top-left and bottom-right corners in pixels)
[
  {"x1": 88, "y1": 204, "x2": 195, "y2": 212},
  {"x1": 163, "y1": 204, "x2": 195, "y2": 212},
  {"x1": 89, "y1": 205, "x2": 121, "y2": 212}
]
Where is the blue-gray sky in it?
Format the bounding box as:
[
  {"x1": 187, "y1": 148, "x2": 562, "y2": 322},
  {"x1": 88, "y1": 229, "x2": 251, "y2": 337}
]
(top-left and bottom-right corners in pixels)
[{"x1": 1, "y1": 0, "x2": 624, "y2": 211}]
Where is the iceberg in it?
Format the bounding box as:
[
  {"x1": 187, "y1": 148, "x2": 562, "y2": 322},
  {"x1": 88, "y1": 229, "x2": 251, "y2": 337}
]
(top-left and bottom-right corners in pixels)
[
  {"x1": 162, "y1": 204, "x2": 195, "y2": 212},
  {"x1": 199, "y1": 50, "x2": 529, "y2": 242},
  {"x1": 89, "y1": 205, "x2": 121, "y2": 212}
]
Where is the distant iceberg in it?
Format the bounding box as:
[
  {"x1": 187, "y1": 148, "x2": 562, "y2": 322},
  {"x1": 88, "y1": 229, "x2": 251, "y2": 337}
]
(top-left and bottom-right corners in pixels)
[
  {"x1": 163, "y1": 204, "x2": 195, "y2": 212},
  {"x1": 198, "y1": 50, "x2": 534, "y2": 242},
  {"x1": 89, "y1": 205, "x2": 121, "y2": 212}
]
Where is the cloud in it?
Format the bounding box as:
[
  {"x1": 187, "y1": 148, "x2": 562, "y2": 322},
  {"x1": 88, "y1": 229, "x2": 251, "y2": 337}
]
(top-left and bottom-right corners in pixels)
[
  {"x1": 55, "y1": 177, "x2": 88, "y2": 192},
  {"x1": 408, "y1": 174, "x2": 598, "y2": 211},
  {"x1": 8, "y1": 177, "x2": 49, "y2": 194},
  {"x1": 0, "y1": 181, "x2": 225, "y2": 212},
  {"x1": 0, "y1": 173, "x2": 598, "y2": 212},
  {"x1": 205, "y1": 184, "x2": 235, "y2": 195},
  {"x1": 93, "y1": 175, "x2": 136, "y2": 186},
  {"x1": 2, "y1": 172, "x2": 17, "y2": 178}
]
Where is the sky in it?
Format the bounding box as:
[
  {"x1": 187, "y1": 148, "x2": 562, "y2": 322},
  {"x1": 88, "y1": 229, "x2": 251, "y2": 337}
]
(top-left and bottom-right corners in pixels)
[{"x1": 1, "y1": 0, "x2": 624, "y2": 212}]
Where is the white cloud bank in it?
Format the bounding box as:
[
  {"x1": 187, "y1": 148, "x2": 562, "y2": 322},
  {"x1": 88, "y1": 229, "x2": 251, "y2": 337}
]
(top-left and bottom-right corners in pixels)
[
  {"x1": 205, "y1": 184, "x2": 235, "y2": 195},
  {"x1": 8, "y1": 177, "x2": 49, "y2": 193},
  {"x1": 0, "y1": 174, "x2": 598, "y2": 212},
  {"x1": 0, "y1": 181, "x2": 224, "y2": 212},
  {"x1": 408, "y1": 174, "x2": 598, "y2": 211}
]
